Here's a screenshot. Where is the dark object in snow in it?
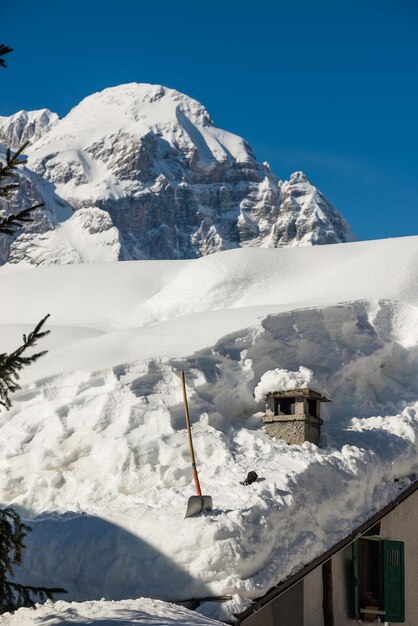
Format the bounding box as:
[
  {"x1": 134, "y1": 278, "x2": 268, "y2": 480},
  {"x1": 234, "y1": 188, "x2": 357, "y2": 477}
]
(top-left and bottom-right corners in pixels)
[{"x1": 241, "y1": 471, "x2": 258, "y2": 486}]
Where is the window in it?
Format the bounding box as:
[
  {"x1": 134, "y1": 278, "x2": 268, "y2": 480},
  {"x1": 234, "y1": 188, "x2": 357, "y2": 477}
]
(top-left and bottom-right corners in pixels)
[
  {"x1": 352, "y1": 538, "x2": 405, "y2": 622},
  {"x1": 274, "y1": 398, "x2": 295, "y2": 415},
  {"x1": 307, "y1": 399, "x2": 317, "y2": 417}
]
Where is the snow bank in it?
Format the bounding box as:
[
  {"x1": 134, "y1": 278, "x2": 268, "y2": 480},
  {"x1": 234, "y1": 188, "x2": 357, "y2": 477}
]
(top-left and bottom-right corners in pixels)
[
  {"x1": 2, "y1": 236, "x2": 418, "y2": 379},
  {"x1": 2, "y1": 237, "x2": 418, "y2": 621},
  {"x1": 0, "y1": 598, "x2": 222, "y2": 625}
]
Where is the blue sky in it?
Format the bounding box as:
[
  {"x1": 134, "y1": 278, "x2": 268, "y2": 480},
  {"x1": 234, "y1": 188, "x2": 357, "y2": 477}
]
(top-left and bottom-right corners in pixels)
[{"x1": 2, "y1": 0, "x2": 418, "y2": 241}]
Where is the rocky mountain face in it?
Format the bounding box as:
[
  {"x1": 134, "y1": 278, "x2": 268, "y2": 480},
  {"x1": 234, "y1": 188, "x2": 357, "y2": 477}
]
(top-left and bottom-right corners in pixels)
[
  {"x1": 0, "y1": 109, "x2": 59, "y2": 151},
  {"x1": 276, "y1": 171, "x2": 352, "y2": 246},
  {"x1": 0, "y1": 84, "x2": 354, "y2": 265}
]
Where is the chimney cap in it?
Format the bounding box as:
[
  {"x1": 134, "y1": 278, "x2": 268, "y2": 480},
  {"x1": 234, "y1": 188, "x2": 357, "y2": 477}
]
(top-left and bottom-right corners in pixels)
[{"x1": 264, "y1": 387, "x2": 331, "y2": 402}]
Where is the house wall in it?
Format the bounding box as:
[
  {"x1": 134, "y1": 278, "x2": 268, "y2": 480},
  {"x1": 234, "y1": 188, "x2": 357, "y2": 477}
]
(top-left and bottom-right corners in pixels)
[
  {"x1": 303, "y1": 550, "x2": 353, "y2": 625},
  {"x1": 303, "y1": 566, "x2": 323, "y2": 626},
  {"x1": 241, "y1": 581, "x2": 304, "y2": 626},
  {"x1": 242, "y1": 487, "x2": 418, "y2": 626},
  {"x1": 380, "y1": 487, "x2": 418, "y2": 625}
]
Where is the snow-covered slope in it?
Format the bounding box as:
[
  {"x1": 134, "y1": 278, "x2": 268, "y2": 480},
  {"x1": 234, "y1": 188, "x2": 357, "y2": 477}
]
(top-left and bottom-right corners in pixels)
[
  {"x1": 0, "y1": 84, "x2": 353, "y2": 265},
  {"x1": 0, "y1": 144, "x2": 117, "y2": 265},
  {"x1": 1, "y1": 236, "x2": 418, "y2": 621}
]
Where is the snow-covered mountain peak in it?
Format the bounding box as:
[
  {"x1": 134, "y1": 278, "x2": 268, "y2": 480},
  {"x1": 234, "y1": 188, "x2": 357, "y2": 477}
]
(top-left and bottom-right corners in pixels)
[
  {"x1": 288, "y1": 170, "x2": 309, "y2": 184},
  {"x1": 30, "y1": 82, "x2": 250, "y2": 168},
  {"x1": 76, "y1": 82, "x2": 215, "y2": 126},
  {"x1": 0, "y1": 108, "x2": 59, "y2": 151},
  {"x1": 277, "y1": 170, "x2": 354, "y2": 246},
  {"x1": 0, "y1": 83, "x2": 354, "y2": 265}
]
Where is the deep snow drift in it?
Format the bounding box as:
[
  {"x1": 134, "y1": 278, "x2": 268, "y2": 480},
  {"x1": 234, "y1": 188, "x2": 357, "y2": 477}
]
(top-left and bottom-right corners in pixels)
[{"x1": 1, "y1": 236, "x2": 418, "y2": 621}]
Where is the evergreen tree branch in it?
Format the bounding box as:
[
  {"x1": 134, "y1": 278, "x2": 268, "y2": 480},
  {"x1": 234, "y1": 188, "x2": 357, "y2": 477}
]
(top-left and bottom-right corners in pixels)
[
  {"x1": 0, "y1": 204, "x2": 44, "y2": 236},
  {"x1": 0, "y1": 45, "x2": 13, "y2": 68},
  {"x1": 0, "y1": 508, "x2": 66, "y2": 613},
  {"x1": 0, "y1": 142, "x2": 44, "y2": 236},
  {"x1": 2, "y1": 582, "x2": 68, "y2": 613},
  {"x1": 0, "y1": 508, "x2": 30, "y2": 578},
  {"x1": 0, "y1": 143, "x2": 29, "y2": 197},
  {"x1": 0, "y1": 315, "x2": 50, "y2": 410}
]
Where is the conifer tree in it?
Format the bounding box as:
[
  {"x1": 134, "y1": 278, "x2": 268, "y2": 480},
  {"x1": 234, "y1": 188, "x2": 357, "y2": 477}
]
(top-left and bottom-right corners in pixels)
[
  {"x1": 0, "y1": 43, "x2": 66, "y2": 613},
  {"x1": 0, "y1": 314, "x2": 50, "y2": 409},
  {"x1": 0, "y1": 508, "x2": 64, "y2": 613},
  {"x1": 0, "y1": 142, "x2": 44, "y2": 235}
]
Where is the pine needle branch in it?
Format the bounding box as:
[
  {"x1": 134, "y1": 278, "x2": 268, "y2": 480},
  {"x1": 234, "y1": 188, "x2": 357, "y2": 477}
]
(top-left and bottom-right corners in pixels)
[
  {"x1": 2, "y1": 582, "x2": 67, "y2": 613},
  {"x1": 0, "y1": 204, "x2": 44, "y2": 236},
  {"x1": 0, "y1": 45, "x2": 13, "y2": 68},
  {"x1": 0, "y1": 142, "x2": 29, "y2": 198},
  {"x1": 0, "y1": 508, "x2": 67, "y2": 614},
  {"x1": 0, "y1": 142, "x2": 44, "y2": 235},
  {"x1": 0, "y1": 315, "x2": 50, "y2": 410}
]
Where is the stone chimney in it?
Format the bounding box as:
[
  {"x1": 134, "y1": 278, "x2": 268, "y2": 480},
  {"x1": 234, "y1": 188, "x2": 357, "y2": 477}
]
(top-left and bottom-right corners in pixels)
[{"x1": 262, "y1": 388, "x2": 330, "y2": 445}]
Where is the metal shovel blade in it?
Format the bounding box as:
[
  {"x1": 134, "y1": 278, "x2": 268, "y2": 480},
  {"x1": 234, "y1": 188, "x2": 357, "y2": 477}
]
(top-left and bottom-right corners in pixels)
[{"x1": 185, "y1": 495, "x2": 213, "y2": 518}]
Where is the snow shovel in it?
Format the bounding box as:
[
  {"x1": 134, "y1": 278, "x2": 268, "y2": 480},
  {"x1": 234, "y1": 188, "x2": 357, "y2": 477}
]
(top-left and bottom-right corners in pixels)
[{"x1": 180, "y1": 370, "x2": 213, "y2": 518}]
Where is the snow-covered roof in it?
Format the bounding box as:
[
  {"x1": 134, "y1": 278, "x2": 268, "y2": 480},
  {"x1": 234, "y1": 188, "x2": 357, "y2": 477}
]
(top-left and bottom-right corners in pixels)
[{"x1": 1, "y1": 236, "x2": 418, "y2": 622}]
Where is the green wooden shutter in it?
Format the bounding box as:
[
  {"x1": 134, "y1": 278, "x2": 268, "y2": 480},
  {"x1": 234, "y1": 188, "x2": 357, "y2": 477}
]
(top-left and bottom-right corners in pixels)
[
  {"x1": 352, "y1": 541, "x2": 360, "y2": 619},
  {"x1": 383, "y1": 540, "x2": 405, "y2": 622}
]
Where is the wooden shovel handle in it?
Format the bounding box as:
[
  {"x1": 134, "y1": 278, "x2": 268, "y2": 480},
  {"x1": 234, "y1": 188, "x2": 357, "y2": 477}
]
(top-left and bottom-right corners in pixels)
[{"x1": 180, "y1": 370, "x2": 202, "y2": 497}]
